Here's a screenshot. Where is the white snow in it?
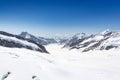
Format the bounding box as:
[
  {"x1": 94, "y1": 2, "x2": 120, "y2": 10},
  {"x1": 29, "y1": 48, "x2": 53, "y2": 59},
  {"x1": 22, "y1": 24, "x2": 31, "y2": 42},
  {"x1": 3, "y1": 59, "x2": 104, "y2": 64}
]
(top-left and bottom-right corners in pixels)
[
  {"x1": 0, "y1": 44, "x2": 120, "y2": 80},
  {"x1": 101, "y1": 29, "x2": 110, "y2": 35},
  {"x1": 25, "y1": 34, "x2": 31, "y2": 39},
  {"x1": 71, "y1": 33, "x2": 87, "y2": 40},
  {"x1": 81, "y1": 34, "x2": 104, "y2": 44},
  {"x1": 93, "y1": 35, "x2": 104, "y2": 41},
  {"x1": 0, "y1": 34, "x2": 40, "y2": 49},
  {"x1": 98, "y1": 31, "x2": 120, "y2": 49}
]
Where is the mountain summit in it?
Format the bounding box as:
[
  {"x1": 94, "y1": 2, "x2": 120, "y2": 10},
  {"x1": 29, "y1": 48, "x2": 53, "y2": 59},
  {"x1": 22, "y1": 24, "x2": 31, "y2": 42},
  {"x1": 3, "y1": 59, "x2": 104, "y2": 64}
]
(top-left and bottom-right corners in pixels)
[{"x1": 20, "y1": 32, "x2": 57, "y2": 45}]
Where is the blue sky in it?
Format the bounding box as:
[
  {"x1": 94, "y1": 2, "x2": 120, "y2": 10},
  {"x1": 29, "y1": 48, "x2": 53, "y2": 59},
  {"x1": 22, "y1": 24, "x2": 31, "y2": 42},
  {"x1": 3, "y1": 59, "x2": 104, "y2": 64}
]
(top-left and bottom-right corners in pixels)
[{"x1": 0, "y1": 0, "x2": 120, "y2": 36}]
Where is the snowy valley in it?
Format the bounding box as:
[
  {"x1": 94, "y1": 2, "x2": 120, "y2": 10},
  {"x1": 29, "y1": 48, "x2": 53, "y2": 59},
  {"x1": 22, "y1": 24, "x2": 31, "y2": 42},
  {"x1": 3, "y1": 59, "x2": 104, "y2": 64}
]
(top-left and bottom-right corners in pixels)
[{"x1": 0, "y1": 30, "x2": 120, "y2": 80}]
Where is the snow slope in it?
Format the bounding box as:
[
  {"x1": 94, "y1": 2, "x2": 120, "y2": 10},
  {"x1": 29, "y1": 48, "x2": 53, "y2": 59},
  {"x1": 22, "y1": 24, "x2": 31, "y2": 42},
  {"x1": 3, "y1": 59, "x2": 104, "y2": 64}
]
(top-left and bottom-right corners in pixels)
[
  {"x1": 64, "y1": 30, "x2": 120, "y2": 52},
  {"x1": 0, "y1": 34, "x2": 39, "y2": 49},
  {"x1": 0, "y1": 44, "x2": 120, "y2": 80},
  {"x1": 0, "y1": 31, "x2": 48, "y2": 53}
]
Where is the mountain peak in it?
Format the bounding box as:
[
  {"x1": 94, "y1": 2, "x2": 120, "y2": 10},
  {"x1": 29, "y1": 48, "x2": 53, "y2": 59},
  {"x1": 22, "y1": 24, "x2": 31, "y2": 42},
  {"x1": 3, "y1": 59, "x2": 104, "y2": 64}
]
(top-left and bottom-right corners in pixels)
[
  {"x1": 101, "y1": 29, "x2": 111, "y2": 35},
  {"x1": 72, "y1": 33, "x2": 87, "y2": 39},
  {"x1": 19, "y1": 32, "x2": 57, "y2": 45},
  {"x1": 20, "y1": 32, "x2": 33, "y2": 39}
]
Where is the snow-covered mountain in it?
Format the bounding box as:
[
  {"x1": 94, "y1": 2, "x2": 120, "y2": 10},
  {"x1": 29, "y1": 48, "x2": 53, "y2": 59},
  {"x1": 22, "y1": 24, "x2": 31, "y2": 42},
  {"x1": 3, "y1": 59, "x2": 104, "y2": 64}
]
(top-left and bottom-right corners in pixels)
[
  {"x1": 64, "y1": 30, "x2": 120, "y2": 52},
  {"x1": 19, "y1": 32, "x2": 57, "y2": 45},
  {"x1": 1, "y1": 42, "x2": 120, "y2": 80},
  {"x1": 0, "y1": 31, "x2": 48, "y2": 53},
  {"x1": 1, "y1": 30, "x2": 120, "y2": 80},
  {"x1": 53, "y1": 37, "x2": 69, "y2": 44},
  {"x1": 1, "y1": 30, "x2": 120, "y2": 53},
  {"x1": 64, "y1": 33, "x2": 87, "y2": 47}
]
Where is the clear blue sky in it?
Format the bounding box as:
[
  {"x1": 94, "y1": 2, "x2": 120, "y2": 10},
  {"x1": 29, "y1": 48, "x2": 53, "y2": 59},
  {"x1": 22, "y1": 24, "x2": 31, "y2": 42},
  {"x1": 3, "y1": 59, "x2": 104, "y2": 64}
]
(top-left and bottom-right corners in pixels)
[{"x1": 0, "y1": 0, "x2": 120, "y2": 36}]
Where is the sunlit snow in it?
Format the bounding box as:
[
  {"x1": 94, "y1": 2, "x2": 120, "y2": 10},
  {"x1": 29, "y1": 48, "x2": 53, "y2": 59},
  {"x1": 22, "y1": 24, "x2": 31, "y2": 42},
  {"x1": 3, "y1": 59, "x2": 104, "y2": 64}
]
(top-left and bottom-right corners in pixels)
[{"x1": 0, "y1": 44, "x2": 120, "y2": 80}]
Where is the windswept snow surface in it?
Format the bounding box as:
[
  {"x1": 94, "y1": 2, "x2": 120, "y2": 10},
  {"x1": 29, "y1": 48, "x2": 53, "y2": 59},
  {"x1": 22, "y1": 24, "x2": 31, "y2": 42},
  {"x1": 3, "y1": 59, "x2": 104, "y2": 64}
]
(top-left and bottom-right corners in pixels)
[{"x1": 0, "y1": 44, "x2": 120, "y2": 80}]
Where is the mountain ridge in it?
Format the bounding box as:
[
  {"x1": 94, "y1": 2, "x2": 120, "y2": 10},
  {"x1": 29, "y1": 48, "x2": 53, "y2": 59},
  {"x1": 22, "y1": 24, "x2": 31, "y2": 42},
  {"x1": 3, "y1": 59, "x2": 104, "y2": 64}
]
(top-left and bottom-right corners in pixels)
[
  {"x1": 19, "y1": 32, "x2": 57, "y2": 45},
  {"x1": 63, "y1": 30, "x2": 120, "y2": 52},
  {"x1": 0, "y1": 31, "x2": 48, "y2": 53}
]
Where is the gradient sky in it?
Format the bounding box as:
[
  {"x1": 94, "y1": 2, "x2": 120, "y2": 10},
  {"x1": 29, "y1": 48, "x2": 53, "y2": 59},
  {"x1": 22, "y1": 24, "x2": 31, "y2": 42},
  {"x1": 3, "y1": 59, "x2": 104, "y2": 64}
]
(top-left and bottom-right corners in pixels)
[{"x1": 0, "y1": 0, "x2": 120, "y2": 37}]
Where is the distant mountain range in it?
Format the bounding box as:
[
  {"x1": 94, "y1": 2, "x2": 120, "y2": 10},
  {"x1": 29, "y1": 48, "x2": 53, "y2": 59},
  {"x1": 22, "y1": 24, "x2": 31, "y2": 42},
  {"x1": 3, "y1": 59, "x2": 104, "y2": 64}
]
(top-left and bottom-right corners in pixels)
[
  {"x1": 0, "y1": 29, "x2": 120, "y2": 53},
  {"x1": 19, "y1": 32, "x2": 57, "y2": 45},
  {"x1": 64, "y1": 29, "x2": 120, "y2": 52}
]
